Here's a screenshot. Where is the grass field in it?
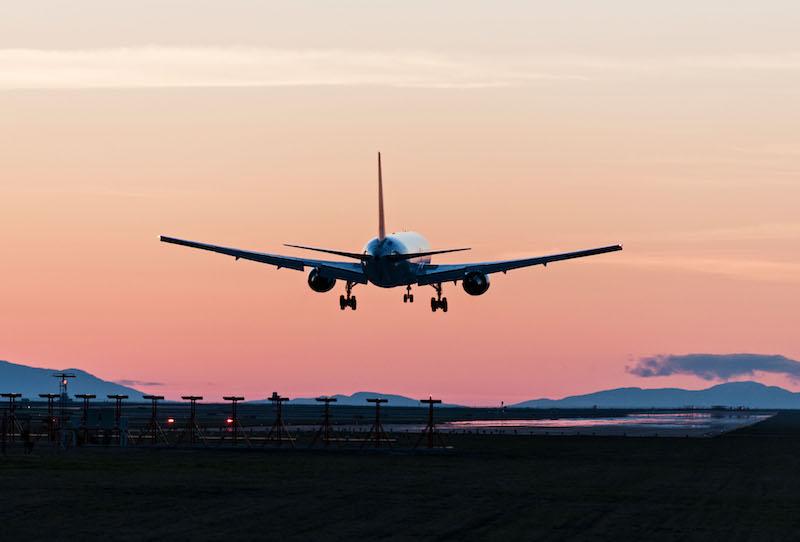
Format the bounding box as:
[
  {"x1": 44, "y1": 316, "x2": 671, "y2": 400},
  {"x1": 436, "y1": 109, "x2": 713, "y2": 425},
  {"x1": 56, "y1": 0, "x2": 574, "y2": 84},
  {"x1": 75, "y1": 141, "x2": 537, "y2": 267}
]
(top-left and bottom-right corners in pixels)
[{"x1": 3, "y1": 412, "x2": 800, "y2": 540}]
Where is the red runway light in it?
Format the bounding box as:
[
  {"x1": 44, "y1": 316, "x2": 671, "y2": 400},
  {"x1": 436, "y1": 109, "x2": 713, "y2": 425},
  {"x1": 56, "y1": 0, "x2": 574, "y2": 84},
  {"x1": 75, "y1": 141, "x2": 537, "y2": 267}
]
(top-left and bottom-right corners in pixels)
[
  {"x1": 166, "y1": 417, "x2": 175, "y2": 424},
  {"x1": 226, "y1": 418, "x2": 234, "y2": 424}
]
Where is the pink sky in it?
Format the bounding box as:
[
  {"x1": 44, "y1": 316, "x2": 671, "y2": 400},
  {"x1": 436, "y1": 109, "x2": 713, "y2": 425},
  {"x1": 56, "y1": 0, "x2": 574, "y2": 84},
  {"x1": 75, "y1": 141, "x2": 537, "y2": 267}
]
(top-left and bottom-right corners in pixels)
[{"x1": 1, "y1": 2, "x2": 798, "y2": 404}]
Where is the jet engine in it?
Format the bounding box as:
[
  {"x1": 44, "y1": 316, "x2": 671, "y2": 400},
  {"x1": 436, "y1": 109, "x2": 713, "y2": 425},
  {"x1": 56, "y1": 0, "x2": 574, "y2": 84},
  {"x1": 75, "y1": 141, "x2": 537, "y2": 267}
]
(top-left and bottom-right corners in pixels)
[
  {"x1": 462, "y1": 271, "x2": 490, "y2": 296},
  {"x1": 307, "y1": 268, "x2": 336, "y2": 293}
]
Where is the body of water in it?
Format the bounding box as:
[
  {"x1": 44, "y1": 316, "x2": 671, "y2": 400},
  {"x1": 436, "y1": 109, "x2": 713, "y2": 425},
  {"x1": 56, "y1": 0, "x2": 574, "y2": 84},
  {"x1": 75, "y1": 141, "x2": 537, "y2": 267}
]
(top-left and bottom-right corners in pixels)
[{"x1": 436, "y1": 412, "x2": 773, "y2": 437}]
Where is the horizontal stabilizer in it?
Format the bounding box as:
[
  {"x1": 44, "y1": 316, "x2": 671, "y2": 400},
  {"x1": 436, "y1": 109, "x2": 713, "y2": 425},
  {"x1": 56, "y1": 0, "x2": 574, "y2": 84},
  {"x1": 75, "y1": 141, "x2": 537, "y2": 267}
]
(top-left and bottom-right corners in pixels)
[{"x1": 284, "y1": 244, "x2": 368, "y2": 261}]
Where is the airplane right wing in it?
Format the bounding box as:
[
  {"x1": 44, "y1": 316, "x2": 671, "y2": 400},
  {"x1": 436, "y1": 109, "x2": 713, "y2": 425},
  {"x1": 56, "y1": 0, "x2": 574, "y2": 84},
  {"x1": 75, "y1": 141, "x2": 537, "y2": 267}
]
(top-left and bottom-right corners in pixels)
[
  {"x1": 415, "y1": 244, "x2": 622, "y2": 285},
  {"x1": 160, "y1": 236, "x2": 367, "y2": 283}
]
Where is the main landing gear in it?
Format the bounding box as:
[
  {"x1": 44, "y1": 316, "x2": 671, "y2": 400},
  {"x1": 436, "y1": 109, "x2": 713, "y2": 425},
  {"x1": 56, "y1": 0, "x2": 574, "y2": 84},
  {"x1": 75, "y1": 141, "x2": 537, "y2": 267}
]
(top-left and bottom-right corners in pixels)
[
  {"x1": 339, "y1": 281, "x2": 357, "y2": 310},
  {"x1": 430, "y1": 283, "x2": 448, "y2": 313},
  {"x1": 403, "y1": 285, "x2": 414, "y2": 304}
]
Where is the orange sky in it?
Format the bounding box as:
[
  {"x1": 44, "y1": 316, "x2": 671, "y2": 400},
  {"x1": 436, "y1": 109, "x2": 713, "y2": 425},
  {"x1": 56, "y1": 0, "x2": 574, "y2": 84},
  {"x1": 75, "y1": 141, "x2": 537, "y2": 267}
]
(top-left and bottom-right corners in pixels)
[{"x1": 1, "y1": 2, "x2": 798, "y2": 404}]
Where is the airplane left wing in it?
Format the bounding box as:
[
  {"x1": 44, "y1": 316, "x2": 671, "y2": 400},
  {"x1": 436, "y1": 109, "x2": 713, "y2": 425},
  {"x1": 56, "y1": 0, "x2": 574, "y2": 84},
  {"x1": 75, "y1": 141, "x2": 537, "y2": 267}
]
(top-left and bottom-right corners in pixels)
[
  {"x1": 160, "y1": 236, "x2": 367, "y2": 283},
  {"x1": 415, "y1": 244, "x2": 622, "y2": 285}
]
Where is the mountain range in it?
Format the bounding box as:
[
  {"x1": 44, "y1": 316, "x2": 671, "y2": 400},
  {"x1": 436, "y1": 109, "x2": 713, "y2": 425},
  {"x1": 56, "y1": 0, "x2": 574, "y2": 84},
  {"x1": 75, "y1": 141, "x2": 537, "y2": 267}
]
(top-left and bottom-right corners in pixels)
[
  {"x1": 0, "y1": 360, "x2": 146, "y2": 400},
  {"x1": 2, "y1": 359, "x2": 799, "y2": 408},
  {"x1": 512, "y1": 381, "x2": 799, "y2": 409},
  {"x1": 282, "y1": 392, "x2": 458, "y2": 407}
]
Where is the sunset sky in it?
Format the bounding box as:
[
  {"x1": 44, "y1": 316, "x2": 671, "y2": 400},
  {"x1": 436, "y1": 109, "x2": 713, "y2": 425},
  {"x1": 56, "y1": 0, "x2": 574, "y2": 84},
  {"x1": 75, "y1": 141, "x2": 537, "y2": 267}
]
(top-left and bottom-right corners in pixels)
[{"x1": 1, "y1": 1, "x2": 798, "y2": 404}]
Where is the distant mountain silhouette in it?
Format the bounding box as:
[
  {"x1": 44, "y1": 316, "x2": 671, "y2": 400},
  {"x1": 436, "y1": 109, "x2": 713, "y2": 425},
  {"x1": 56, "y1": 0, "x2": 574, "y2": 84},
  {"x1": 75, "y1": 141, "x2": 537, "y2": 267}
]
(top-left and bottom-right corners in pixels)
[
  {"x1": 253, "y1": 391, "x2": 458, "y2": 407},
  {"x1": 4, "y1": 359, "x2": 794, "y2": 409},
  {"x1": 512, "y1": 381, "x2": 800, "y2": 409},
  {"x1": 0, "y1": 360, "x2": 146, "y2": 400}
]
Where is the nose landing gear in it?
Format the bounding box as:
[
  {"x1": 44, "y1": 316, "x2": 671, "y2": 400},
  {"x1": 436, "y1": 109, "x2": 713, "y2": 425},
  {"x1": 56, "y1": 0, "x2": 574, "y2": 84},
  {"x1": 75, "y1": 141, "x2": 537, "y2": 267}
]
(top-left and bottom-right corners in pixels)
[
  {"x1": 403, "y1": 285, "x2": 414, "y2": 303},
  {"x1": 430, "y1": 283, "x2": 448, "y2": 313},
  {"x1": 339, "y1": 281, "x2": 357, "y2": 310}
]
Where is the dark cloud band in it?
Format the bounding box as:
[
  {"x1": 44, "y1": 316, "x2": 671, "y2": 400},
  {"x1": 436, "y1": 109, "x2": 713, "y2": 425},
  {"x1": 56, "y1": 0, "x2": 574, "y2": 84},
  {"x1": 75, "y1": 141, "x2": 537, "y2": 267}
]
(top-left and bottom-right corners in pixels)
[{"x1": 627, "y1": 353, "x2": 800, "y2": 381}]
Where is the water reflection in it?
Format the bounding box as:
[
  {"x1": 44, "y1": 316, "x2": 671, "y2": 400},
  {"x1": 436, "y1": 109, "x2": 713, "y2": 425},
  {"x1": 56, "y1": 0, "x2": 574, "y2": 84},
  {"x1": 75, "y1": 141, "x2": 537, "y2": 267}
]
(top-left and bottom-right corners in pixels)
[{"x1": 440, "y1": 412, "x2": 771, "y2": 436}]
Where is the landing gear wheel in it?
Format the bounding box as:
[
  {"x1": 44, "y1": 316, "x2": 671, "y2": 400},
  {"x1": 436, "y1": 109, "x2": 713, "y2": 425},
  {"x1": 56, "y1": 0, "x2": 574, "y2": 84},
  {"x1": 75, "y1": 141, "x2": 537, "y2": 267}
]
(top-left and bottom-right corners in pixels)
[
  {"x1": 404, "y1": 285, "x2": 414, "y2": 304},
  {"x1": 431, "y1": 283, "x2": 446, "y2": 313},
  {"x1": 340, "y1": 282, "x2": 357, "y2": 310}
]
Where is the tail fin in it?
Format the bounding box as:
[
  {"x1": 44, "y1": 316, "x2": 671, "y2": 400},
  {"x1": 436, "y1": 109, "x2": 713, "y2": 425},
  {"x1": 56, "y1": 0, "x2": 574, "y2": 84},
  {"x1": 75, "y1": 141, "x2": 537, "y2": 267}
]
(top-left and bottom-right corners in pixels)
[{"x1": 378, "y1": 152, "x2": 386, "y2": 240}]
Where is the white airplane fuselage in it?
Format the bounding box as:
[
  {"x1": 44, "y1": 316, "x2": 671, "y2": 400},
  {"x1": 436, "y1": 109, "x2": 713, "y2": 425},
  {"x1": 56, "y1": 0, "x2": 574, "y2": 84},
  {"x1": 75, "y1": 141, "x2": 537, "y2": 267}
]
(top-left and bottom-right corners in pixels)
[{"x1": 362, "y1": 231, "x2": 431, "y2": 287}]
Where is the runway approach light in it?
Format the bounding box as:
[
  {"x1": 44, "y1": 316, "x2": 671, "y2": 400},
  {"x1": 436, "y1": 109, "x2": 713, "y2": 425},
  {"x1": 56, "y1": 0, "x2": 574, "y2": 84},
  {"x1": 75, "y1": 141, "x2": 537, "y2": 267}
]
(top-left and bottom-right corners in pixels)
[
  {"x1": 226, "y1": 418, "x2": 234, "y2": 425},
  {"x1": 166, "y1": 417, "x2": 175, "y2": 425}
]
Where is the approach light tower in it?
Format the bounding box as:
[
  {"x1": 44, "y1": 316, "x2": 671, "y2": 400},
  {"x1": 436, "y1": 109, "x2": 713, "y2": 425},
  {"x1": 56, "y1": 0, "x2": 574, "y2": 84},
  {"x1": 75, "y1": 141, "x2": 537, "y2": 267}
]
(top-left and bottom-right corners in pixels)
[{"x1": 52, "y1": 372, "x2": 76, "y2": 402}]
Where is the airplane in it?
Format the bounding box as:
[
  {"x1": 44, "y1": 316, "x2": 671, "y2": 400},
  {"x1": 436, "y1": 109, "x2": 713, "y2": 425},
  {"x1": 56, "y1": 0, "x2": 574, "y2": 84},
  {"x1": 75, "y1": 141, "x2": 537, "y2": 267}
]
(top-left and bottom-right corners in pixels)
[{"x1": 161, "y1": 153, "x2": 622, "y2": 312}]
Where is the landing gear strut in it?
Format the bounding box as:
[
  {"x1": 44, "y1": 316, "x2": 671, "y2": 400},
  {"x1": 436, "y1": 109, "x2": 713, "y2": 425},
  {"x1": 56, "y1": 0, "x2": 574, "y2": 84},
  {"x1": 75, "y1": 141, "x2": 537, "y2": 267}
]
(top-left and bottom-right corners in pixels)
[
  {"x1": 430, "y1": 283, "x2": 448, "y2": 313},
  {"x1": 339, "y1": 282, "x2": 357, "y2": 311},
  {"x1": 403, "y1": 285, "x2": 414, "y2": 304}
]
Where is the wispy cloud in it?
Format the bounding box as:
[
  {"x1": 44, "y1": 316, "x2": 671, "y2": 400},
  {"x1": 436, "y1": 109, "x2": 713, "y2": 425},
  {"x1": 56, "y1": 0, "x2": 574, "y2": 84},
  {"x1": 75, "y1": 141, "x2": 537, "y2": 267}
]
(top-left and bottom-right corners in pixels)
[
  {"x1": 602, "y1": 254, "x2": 800, "y2": 284},
  {"x1": 0, "y1": 47, "x2": 581, "y2": 90},
  {"x1": 628, "y1": 353, "x2": 800, "y2": 381},
  {"x1": 116, "y1": 379, "x2": 164, "y2": 387},
  {"x1": 2, "y1": 48, "x2": 800, "y2": 90},
  {"x1": 615, "y1": 223, "x2": 800, "y2": 247},
  {"x1": 535, "y1": 52, "x2": 800, "y2": 73},
  {"x1": 672, "y1": 223, "x2": 800, "y2": 243}
]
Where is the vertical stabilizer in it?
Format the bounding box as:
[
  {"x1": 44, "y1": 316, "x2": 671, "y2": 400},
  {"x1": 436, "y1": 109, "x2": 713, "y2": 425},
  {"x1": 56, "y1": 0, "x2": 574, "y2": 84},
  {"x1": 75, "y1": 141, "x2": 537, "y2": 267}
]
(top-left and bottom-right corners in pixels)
[{"x1": 378, "y1": 152, "x2": 386, "y2": 240}]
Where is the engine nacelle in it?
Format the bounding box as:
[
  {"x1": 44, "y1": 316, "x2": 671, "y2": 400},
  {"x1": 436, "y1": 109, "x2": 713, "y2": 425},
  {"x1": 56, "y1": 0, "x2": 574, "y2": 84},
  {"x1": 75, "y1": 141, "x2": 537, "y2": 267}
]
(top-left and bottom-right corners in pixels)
[
  {"x1": 462, "y1": 271, "x2": 490, "y2": 296},
  {"x1": 307, "y1": 268, "x2": 336, "y2": 293}
]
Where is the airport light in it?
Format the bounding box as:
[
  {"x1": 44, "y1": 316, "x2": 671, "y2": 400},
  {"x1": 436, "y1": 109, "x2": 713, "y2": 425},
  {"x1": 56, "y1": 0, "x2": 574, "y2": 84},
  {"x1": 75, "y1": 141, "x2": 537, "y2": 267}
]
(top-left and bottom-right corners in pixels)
[
  {"x1": 40, "y1": 393, "x2": 60, "y2": 441},
  {"x1": 1, "y1": 393, "x2": 23, "y2": 443},
  {"x1": 415, "y1": 396, "x2": 446, "y2": 449},
  {"x1": 107, "y1": 394, "x2": 130, "y2": 446},
  {"x1": 52, "y1": 372, "x2": 76, "y2": 399},
  {"x1": 75, "y1": 393, "x2": 96, "y2": 444},
  {"x1": 265, "y1": 392, "x2": 293, "y2": 448},
  {"x1": 221, "y1": 396, "x2": 249, "y2": 446},
  {"x1": 310, "y1": 396, "x2": 338, "y2": 448},
  {"x1": 142, "y1": 395, "x2": 168, "y2": 445},
  {"x1": 363, "y1": 398, "x2": 391, "y2": 449},
  {"x1": 178, "y1": 396, "x2": 206, "y2": 445}
]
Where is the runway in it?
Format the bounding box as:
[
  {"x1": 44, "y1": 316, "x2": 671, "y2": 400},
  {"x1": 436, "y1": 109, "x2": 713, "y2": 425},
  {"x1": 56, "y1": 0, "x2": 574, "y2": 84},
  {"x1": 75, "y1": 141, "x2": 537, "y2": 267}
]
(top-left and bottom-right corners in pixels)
[{"x1": 3, "y1": 412, "x2": 800, "y2": 540}]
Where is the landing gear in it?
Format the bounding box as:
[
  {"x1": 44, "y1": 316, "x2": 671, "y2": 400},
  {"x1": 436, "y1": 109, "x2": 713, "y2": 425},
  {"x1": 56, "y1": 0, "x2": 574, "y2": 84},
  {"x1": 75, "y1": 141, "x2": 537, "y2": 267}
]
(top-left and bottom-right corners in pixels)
[
  {"x1": 339, "y1": 282, "x2": 357, "y2": 310},
  {"x1": 430, "y1": 283, "x2": 448, "y2": 313},
  {"x1": 403, "y1": 285, "x2": 414, "y2": 303}
]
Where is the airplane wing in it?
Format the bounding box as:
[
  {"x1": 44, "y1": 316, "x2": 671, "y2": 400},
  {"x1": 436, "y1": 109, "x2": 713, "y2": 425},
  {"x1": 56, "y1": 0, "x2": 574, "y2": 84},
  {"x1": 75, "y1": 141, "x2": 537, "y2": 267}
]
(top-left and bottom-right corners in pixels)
[
  {"x1": 160, "y1": 236, "x2": 368, "y2": 284},
  {"x1": 415, "y1": 244, "x2": 622, "y2": 285}
]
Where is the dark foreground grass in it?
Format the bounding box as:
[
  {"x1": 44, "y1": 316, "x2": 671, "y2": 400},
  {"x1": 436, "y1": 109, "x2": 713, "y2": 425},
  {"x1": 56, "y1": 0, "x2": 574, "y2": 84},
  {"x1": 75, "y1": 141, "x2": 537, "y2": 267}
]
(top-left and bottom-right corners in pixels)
[{"x1": 3, "y1": 413, "x2": 800, "y2": 541}]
